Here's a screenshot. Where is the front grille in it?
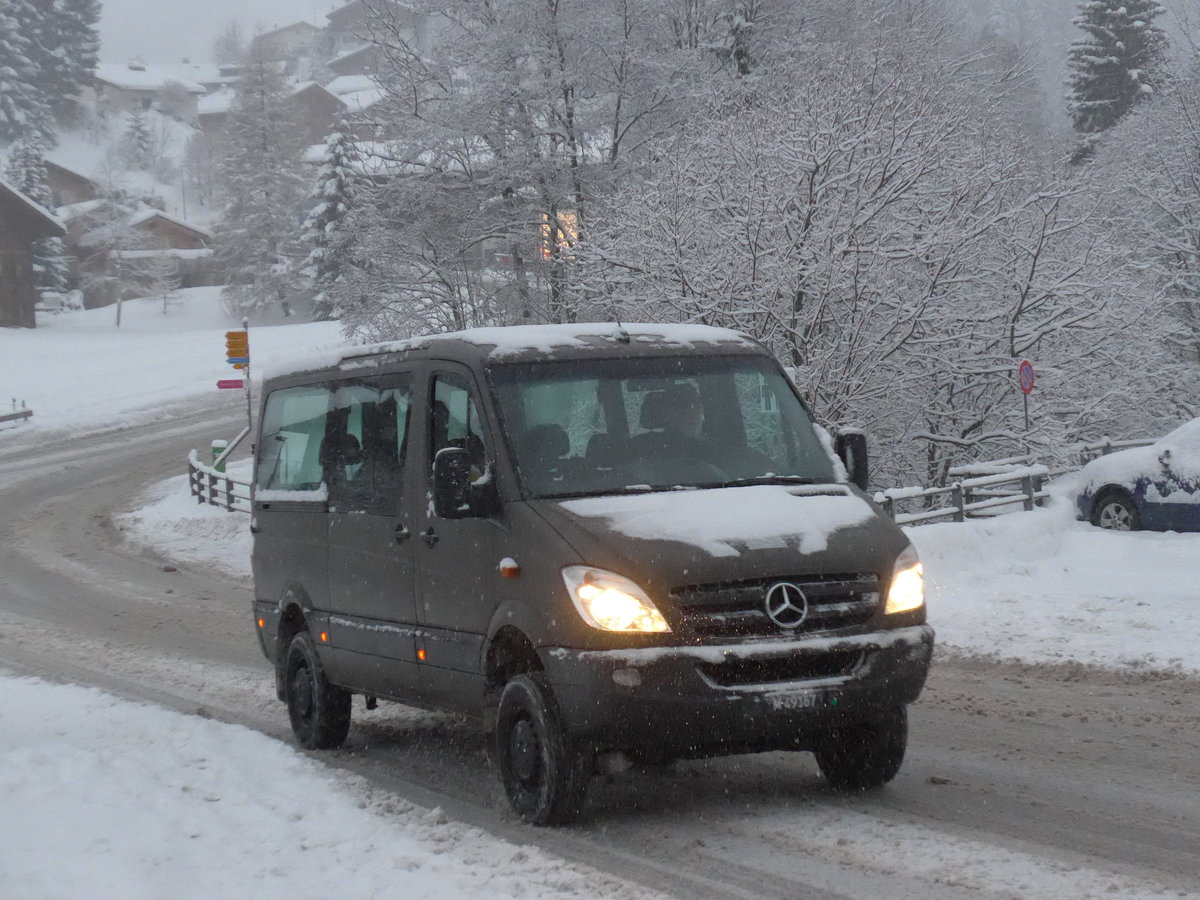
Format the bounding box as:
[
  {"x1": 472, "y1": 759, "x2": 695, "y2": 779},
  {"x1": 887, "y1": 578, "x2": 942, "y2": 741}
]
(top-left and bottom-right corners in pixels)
[
  {"x1": 670, "y1": 573, "x2": 881, "y2": 639},
  {"x1": 697, "y1": 649, "x2": 864, "y2": 686}
]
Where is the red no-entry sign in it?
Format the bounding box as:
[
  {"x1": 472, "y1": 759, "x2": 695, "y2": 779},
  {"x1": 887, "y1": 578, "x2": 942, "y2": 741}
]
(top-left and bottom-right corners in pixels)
[{"x1": 1018, "y1": 360, "x2": 1036, "y2": 395}]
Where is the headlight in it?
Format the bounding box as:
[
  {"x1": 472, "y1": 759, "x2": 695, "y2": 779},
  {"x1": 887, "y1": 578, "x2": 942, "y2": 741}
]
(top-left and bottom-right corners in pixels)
[
  {"x1": 561, "y1": 566, "x2": 671, "y2": 633},
  {"x1": 885, "y1": 544, "x2": 925, "y2": 615}
]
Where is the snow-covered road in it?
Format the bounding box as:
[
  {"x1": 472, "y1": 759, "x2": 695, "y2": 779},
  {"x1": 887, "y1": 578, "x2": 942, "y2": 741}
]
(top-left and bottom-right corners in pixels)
[{"x1": 2, "y1": 297, "x2": 1198, "y2": 899}]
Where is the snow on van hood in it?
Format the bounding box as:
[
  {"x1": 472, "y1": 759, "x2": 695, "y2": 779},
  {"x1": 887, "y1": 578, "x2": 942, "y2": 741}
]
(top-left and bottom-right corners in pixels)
[{"x1": 558, "y1": 484, "x2": 876, "y2": 558}]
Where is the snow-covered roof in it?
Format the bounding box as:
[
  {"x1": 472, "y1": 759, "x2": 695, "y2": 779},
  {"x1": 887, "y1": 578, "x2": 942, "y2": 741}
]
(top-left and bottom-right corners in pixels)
[
  {"x1": 94, "y1": 63, "x2": 207, "y2": 94},
  {"x1": 290, "y1": 81, "x2": 340, "y2": 103},
  {"x1": 55, "y1": 198, "x2": 108, "y2": 221},
  {"x1": 129, "y1": 207, "x2": 213, "y2": 240},
  {"x1": 0, "y1": 176, "x2": 66, "y2": 235},
  {"x1": 324, "y1": 74, "x2": 378, "y2": 96},
  {"x1": 326, "y1": 0, "x2": 416, "y2": 24},
  {"x1": 269, "y1": 324, "x2": 761, "y2": 382},
  {"x1": 197, "y1": 89, "x2": 234, "y2": 117},
  {"x1": 257, "y1": 20, "x2": 321, "y2": 40},
  {"x1": 330, "y1": 42, "x2": 373, "y2": 67}
]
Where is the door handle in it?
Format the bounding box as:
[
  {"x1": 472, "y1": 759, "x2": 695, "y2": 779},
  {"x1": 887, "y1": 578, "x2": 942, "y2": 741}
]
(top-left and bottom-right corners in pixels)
[
  {"x1": 394, "y1": 524, "x2": 410, "y2": 543},
  {"x1": 421, "y1": 526, "x2": 439, "y2": 547}
]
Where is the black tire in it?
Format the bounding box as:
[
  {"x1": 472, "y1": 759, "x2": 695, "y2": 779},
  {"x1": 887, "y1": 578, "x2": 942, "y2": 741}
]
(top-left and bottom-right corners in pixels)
[
  {"x1": 1091, "y1": 490, "x2": 1140, "y2": 531},
  {"x1": 285, "y1": 631, "x2": 351, "y2": 750},
  {"x1": 494, "y1": 673, "x2": 591, "y2": 825},
  {"x1": 815, "y1": 706, "x2": 907, "y2": 791}
]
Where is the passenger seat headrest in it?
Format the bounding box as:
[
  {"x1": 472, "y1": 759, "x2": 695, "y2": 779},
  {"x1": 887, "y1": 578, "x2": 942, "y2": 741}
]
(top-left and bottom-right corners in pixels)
[
  {"x1": 523, "y1": 423, "x2": 569, "y2": 461},
  {"x1": 639, "y1": 390, "x2": 669, "y2": 430}
]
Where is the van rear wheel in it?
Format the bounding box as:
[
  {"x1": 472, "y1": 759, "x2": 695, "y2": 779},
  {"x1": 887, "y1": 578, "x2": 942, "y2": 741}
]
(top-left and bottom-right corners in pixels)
[
  {"x1": 285, "y1": 631, "x2": 351, "y2": 750},
  {"x1": 494, "y1": 674, "x2": 591, "y2": 825},
  {"x1": 814, "y1": 706, "x2": 907, "y2": 791}
]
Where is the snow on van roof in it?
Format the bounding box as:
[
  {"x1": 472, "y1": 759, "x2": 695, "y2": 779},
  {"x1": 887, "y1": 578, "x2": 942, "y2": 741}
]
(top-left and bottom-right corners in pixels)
[{"x1": 263, "y1": 323, "x2": 759, "y2": 382}]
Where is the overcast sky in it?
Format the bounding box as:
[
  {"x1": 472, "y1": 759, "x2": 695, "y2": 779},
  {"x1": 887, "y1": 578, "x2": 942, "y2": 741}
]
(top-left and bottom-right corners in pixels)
[{"x1": 98, "y1": 0, "x2": 333, "y2": 64}]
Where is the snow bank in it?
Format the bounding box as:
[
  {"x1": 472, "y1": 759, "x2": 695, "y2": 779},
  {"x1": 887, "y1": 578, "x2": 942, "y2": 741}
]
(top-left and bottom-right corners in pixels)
[
  {"x1": 0, "y1": 674, "x2": 654, "y2": 900},
  {"x1": 0, "y1": 288, "x2": 343, "y2": 442},
  {"x1": 909, "y1": 494, "x2": 1200, "y2": 673}
]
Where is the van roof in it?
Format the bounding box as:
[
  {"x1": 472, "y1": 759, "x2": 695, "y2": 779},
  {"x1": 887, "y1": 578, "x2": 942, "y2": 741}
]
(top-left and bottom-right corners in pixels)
[{"x1": 264, "y1": 323, "x2": 765, "y2": 384}]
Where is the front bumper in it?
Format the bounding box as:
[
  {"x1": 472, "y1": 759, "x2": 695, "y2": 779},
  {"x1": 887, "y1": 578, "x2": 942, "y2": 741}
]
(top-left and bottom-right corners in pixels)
[{"x1": 541, "y1": 624, "x2": 934, "y2": 756}]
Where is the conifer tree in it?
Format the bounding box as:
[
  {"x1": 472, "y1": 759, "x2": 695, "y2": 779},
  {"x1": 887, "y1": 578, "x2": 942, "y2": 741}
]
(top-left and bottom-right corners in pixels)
[
  {"x1": 301, "y1": 130, "x2": 366, "y2": 320},
  {"x1": 122, "y1": 109, "x2": 154, "y2": 169},
  {"x1": 1066, "y1": 0, "x2": 1167, "y2": 139},
  {"x1": 0, "y1": 0, "x2": 50, "y2": 143},
  {"x1": 41, "y1": 0, "x2": 101, "y2": 118},
  {"x1": 215, "y1": 43, "x2": 308, "y2": 318},
  {"x1": 4, "y1": 139, "x2": 70, "y2": 295}
]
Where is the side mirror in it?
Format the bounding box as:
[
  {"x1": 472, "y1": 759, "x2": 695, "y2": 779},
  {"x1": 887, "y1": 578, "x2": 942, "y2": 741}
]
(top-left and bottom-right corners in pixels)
[
  {"x1": 433, "y1": 447, "x2": 473, "y2": 518},
  {"x1": 835, "y1": 431, "x2": 870, "y2": 492}
]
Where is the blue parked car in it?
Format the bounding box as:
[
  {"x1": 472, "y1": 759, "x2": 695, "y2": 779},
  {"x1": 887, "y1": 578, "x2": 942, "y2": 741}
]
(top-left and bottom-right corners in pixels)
[{"x1": 1076, "y1": 419, "x2": 1200, "y2": 531}]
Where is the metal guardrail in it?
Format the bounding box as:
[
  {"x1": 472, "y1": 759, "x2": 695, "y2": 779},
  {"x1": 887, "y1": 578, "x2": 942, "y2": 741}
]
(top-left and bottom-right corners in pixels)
[
  {"x1": 874, "y1": 465, "x2": 1050, "y2": 526},
  {"x1": 187, "y1": 449, "x2": 252, "y2": 513}
]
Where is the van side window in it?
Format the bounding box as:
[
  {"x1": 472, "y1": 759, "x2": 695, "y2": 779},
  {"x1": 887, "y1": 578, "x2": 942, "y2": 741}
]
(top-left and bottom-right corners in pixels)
[
  {"x1": 257, "y1": 385, "x2": 331, "y2": 491},
  {"x1": 431, "y1": 372, "x2": 489, "y2": 483},
  {"x1": 327, "y1": 378, "x2": 413, "y2": 514}
]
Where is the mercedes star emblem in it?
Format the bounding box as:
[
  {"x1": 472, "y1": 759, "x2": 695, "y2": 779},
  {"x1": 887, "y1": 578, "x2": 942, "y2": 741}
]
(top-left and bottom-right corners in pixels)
[{"x1": 764, "y1": 581, "x2": 809, "y2": 629}]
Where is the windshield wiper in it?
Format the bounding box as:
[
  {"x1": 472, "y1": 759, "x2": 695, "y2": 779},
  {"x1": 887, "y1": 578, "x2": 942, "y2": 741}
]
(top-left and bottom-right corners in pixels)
[{"x1": 716, "y1": 475, "x2": 820, "y2": 487}]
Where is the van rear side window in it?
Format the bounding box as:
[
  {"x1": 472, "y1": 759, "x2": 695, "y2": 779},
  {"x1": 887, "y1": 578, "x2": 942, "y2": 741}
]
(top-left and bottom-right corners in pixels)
[{"x1": 257, "y1": 386, "x2": 330, "y2": 491}]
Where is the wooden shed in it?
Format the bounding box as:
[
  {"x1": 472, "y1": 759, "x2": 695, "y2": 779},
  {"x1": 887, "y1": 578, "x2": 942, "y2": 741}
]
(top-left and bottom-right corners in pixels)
[{"x1": 0, "y1": 177, "x2": 66, "y2": 328}]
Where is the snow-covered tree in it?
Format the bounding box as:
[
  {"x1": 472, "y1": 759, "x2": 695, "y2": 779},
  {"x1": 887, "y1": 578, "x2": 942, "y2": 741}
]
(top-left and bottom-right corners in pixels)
[
  {"x1": 1082, "y1": 64, "x2": 1200, "y2": 414},
  {"x1": 1066, "y1": 0, "x2": 1167, "y2": 143},
  {"x1": 301, "y1": 130, "x2": 367, "y2": 321},
  {"x1": 4, "y1": 138, "x2": 70, "y2": 296},
  {"x1": 0, "y1": 0, "x2": 50, "y2": 143},
  {"x1": 571, "y1": 29, "x2": 1139, "y2": 483},
  {"x1": 332, "y1": 0, "x2": 697, "y2": 334},
  {"x1": 121, "y1": 109, "x2": 153, "y2": 169},
  {"x1": 212, "y1": 19, "x2": 245, "y2": 65},
  {"x1": 214, "y1": 42, "x2": 308, "y2": 319},
  {"x1": 38, "y1": 0, "x2": 100, "y2": 119}
]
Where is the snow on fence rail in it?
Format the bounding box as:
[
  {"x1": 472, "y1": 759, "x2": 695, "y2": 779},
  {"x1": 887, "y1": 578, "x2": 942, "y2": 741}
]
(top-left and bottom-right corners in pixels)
[
  {"x1": 187, "y1": 450, "x2": 251, "y2": 513},
  {"x1": 874, "y1": 465, "x2": 1050, "y2": 526},
  {"x1": 1, "y1": 398, "x2": 32, "y2": 428},
  {"x1": 179, "y1": 431, "x2": 1157, "y2": 524}
]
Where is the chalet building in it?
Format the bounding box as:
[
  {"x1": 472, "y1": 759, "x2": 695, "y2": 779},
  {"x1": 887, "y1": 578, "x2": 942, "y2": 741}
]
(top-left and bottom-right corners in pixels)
[
  {"x1": 326, "y1": 0, "x2": 432, "y2": 56},
  {"x1": 44, "y1": 160, "x2": 98, "y2": 207},
  {"x1": 327, "y1": 42, "x2": 377, "y2": 78},
  {"x1": 0, "y1": 178, "x2": 66, "y2": 328},
  {"x1": 92, "y1": 61, "x2": 207, "y2": 121},
  {"x1": 253, "y1": 21, "x2": 322, "y2": 62},
  {"x1": 70, "y1": 205, "x2": 216, "y2": 308},
  {"x1": 198, "y1": 82, "x2": 344, "y2": 145}
]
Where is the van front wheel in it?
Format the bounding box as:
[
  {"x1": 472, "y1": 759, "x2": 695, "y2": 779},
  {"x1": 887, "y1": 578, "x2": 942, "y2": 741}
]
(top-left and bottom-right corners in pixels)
[
  {"x1": 285, "y1": 631, "x2": 351, "y2": 750},
  {"x1": 494, "y1": 674, "x2": 591, "y2": 825},
  {"x1": 814, "y1": 706, "x2": 907, "y2": 791}
]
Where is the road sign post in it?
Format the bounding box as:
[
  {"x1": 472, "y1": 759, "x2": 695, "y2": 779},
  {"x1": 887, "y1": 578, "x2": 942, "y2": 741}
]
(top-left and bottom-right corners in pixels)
[
  {"x1": 1018, "y1": 360, "x2": 1035, "y2": 431},
  {"x1": 223, "y1": 323, "x2": 253, "y2": 436}
]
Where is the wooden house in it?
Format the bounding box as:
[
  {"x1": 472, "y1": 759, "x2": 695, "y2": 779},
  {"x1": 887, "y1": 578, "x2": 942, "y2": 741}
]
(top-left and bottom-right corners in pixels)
[{"x1": 0, "y1": 178, "x2": 66, "y2": 328}]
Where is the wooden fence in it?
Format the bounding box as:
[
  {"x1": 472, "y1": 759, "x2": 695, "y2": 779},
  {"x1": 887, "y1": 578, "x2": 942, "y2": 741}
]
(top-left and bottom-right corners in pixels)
[
  {"x1": 187, "y1": 449, "x2": 252, "y2": 513},
  {"x1": 1, "y1": 399, "x2": 32, "y2": 428},
  {"x1": 874, "y1": 465, "x2": 1050, "y2": 526}
]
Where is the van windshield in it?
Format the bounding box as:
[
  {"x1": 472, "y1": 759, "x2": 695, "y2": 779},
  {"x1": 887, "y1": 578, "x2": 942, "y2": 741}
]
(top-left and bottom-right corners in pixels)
[{"x1": 491, "y1": 355, "x2": 837, "y2": 499}]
